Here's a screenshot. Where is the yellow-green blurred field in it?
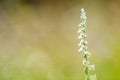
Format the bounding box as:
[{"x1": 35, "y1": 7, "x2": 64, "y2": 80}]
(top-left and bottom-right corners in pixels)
[{"x1": 0, "y1": 0, "x2": 120, "y2": 80}]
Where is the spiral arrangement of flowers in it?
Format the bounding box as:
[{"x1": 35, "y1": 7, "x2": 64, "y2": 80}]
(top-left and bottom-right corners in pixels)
[{"x1": 77, "y1": 8, "x2": 97, "y2": 80}]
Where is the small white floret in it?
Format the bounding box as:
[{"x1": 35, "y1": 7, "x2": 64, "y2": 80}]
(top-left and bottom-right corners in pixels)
[{"x1": 89, "y1": 64, "x2": 95, "y2": 71}]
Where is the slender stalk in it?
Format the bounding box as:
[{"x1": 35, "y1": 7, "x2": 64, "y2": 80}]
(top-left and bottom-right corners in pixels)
[{"x1": 78, "y1": 8, "x2": 97, "y2": 80}]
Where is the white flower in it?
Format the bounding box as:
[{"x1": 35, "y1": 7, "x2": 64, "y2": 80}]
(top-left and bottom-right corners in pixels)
[
  {"x1": 83, "y1": 59, "x2": 89, "y2": 66},
  {"x1": 78, "y1": 42, "x2": 81, "y2": 46},
  {"x1": 81, "y1": 15, "x2": 87, "y2": 20},
  {"x1": 81, "y1": 8, "x2": 87, "y2": 20},
  {"x1": 78, "y1": 47, "x2": 83, "y2": 52},
  {"x1": 78, "y1": 45, "x2": 88, "y2": 52},
  {"x1": 77, "y1": 28, "x2": 81, "y2": 33},
  {"x1": 78, "y1": 46, "x2": 85, "y2": 52},
  {"x1": 78, "y1": 39, "x2": 88, "y2": 46},
  {"x1": 78, "y1": 33, "x2": 87, "y2": 39},
  {"x1": 77, "y1": 28, "x2": 85, "y2": 33},
  {"x1": 89, "y1": 74, "x2": 97, "y2": 80},
  {"x1": 88, "y1": 64, "x2": 95, "y2": 71},
  {"x1": 84, "y1": 51, "x2": 91, "y2": 56},
  {"x1": 81, "y1": 8, "x2": 85, "y2": 13}
]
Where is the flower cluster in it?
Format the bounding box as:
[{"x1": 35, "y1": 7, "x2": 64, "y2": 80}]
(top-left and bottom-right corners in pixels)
[{"x1": 78, "y1": 8, "x2": 97, "y2": 80}]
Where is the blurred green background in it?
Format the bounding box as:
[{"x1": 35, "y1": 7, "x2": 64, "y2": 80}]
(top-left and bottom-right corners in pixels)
[{"x1": 0, "y1": 0, "x2": 120, "y2": 80}]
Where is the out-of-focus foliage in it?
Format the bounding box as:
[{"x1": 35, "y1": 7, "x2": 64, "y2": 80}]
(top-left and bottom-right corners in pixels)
[{"x1": 0, "y1": 0, "x2": 120, "y2": 80}]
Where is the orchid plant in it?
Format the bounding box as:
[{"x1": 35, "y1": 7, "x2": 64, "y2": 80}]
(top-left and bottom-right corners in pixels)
[{"x1": 77, "y1": 8, "x2": 97, "y2": 80}]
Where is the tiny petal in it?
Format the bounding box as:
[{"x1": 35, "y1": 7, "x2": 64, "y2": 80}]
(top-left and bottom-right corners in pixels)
[
  {"x1": 78, "y1": 23, "x2": 82, "y2": 27},
  {"x1": 77, "y1": 30, "x2": 81, "y2": 33},
  {"x1": 78, "y1": 42, "x2": 81, "y2": 46}
]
